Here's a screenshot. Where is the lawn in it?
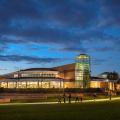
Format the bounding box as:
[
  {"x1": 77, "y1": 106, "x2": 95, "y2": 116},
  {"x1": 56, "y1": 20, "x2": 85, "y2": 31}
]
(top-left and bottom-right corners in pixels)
[
  {"x1": 10, "y1": 95, "x2": 112, "y2": 103},
  {"x1": 0, "y1": 101, "x2": 120, "y2": 120}
]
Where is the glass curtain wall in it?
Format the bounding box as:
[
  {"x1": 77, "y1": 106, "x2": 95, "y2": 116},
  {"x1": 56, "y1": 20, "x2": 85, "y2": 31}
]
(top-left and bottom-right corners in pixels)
[{"x1": 75, "y1": 54, "x2": 91, "y2": 88}]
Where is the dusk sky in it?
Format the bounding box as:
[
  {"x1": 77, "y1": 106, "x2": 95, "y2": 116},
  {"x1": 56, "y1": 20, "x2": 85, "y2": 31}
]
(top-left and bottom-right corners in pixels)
[{"x1": 0, "y1": 0, "x2": 120, "y2": 76}]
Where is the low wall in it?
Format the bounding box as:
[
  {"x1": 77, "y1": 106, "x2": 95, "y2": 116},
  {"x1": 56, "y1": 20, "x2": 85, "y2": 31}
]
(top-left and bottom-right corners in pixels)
[
  {"x1": 0, "y1": 93, "x2": 48, "y2": 100},
  {"x1": 0, "y1": 98, "x2": 10, "y2": 103},
  {"x1": 0, "y1": 92, "x2": 106, "y2": 100},
  {"x1": 0, "y1": 88, "x2": 103, "y2": 93}
]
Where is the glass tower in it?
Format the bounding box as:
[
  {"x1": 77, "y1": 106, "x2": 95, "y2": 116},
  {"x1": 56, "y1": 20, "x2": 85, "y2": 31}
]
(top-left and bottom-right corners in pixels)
[{"x1": 75, "y1": 54, "x2": 90, "y2": 88}]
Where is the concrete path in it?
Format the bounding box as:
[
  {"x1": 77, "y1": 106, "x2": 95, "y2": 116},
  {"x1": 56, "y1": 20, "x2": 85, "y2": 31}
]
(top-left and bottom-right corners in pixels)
[{"x1": 0, "y1": 97, "x2": 120, "y2": 106}]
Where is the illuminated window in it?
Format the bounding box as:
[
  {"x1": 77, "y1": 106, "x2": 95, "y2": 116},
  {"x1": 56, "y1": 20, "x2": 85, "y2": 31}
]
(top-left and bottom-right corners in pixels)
[{"x1": 75, "y1": 54, "x2": 90, "y2": 88}]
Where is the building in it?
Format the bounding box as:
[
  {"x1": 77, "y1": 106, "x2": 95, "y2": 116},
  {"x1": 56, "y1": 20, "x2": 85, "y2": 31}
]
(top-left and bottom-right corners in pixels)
[
  {"x1": 0, "y1": 54, "x2": 119, "y2": 90},
  {"x1": 90, "y1": 77, "x2": 109, "y2": 89},
  {"x1": 91, "y1": 72, "x2": 119, "y2": 91},
  {"x1": 0, "y1": 68, "x2": 63, "y2": 88}
]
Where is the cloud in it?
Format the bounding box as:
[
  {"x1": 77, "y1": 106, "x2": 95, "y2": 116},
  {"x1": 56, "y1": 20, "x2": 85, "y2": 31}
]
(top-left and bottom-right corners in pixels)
[
  {"x1": 0, "y1": 44, "x2": 8, "y2": 53},
  {"x1": 0, "y1": 0, "x2": 100, "y2": 45},
  {"x1": 0, "y1": 55, "x2": 63, "y2": 63},
  {"x1": 54, "y1": 46, "x2": 87, "y2": 53},
  {"x1": 103, "y1": 0, "x2": 120, "y2": 25},
  {"x1": 0, "y1": 0, "x2": 120, "y2": 64},
  {"x1": 93, "y1": 47, "x2": 113, "y2": 52}
]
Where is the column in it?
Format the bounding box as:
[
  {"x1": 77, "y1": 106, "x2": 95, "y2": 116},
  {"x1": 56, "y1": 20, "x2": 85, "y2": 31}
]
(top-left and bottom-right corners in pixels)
[{"x1": 26, "y1": 81, "x2": 27, "y2": 88}]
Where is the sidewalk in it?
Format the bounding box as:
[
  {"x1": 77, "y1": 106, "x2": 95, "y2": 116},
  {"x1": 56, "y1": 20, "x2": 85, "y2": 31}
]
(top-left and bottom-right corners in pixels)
[{"x1": 0, "y1": 97, "x2": 120, "y2": 106}]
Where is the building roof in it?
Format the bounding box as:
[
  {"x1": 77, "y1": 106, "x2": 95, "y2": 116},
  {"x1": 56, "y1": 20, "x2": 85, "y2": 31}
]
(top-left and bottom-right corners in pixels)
[
  {"x1": 91, "y1": 76, "x2": 107, "y2": 81},
  {"x1": 20, "y1": 68, "x2": 57, "y2": 72},
  {"x1": 53, "y1": 63, "x2": 75, "y2": 72}
]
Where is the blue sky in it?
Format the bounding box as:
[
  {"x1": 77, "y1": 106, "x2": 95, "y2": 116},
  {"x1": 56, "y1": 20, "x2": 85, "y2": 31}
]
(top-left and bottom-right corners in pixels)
[{"x1": 0, "y1": 0, "x2": 120, "y2": 75}]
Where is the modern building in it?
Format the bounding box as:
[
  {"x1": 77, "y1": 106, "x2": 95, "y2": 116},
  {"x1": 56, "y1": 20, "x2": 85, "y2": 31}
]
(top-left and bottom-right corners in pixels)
[
  {"x1": 0, "y1": 68, "x2": 63, "y2": 89},
  {"x1": 0, "y1": 54, "x2": 119, "y2": 91}
]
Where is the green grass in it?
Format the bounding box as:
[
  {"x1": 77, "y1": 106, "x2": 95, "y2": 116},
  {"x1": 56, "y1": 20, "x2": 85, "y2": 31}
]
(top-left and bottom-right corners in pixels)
[
  {"x1": 0, "y1": 101, "x2": 120, "y2": 120},
  {"x1": 10, "y1": 95, "x2": 115, "y2": 103}
]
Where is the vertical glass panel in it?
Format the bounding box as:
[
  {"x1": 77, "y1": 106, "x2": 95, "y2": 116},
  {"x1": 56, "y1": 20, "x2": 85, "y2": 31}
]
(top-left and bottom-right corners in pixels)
[{"x1": 75, "y1": 54, "x2": 90, "y2": 88}]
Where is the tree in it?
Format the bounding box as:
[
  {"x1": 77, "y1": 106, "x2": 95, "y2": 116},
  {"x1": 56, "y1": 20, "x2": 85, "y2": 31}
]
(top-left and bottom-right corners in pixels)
[{"x1": 107, "y1": 72, "x2": 119, "y2": 82}]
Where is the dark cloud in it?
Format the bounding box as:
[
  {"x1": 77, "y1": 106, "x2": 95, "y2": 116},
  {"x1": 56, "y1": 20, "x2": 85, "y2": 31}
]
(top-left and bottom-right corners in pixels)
[
  {"x1": 0, "y1": 0, "x2": 119, "y2": 44},
  {"x1": 94, "y1": 47, "x2": 113, "y2": 52},
  {"x1": 0, "y1": 0, "x2": 120, "y2": 65},
  {"x1": 55, "y1": 47, "x2": 87, "y2": 53},
  {"x1": 0, "y1": 0, "x2": 98, "y2": 30},
  {"x1": 0, "y1": 55, "x2": 62, "y2": 63},
  {"x1": 103, "y1": 0, "x2": 120, "y2": 25}
]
